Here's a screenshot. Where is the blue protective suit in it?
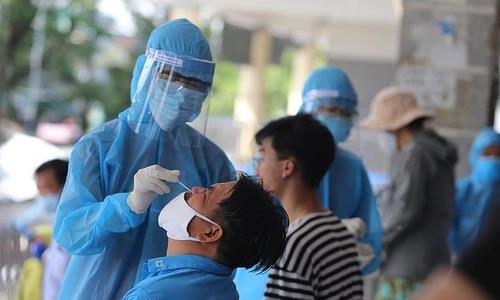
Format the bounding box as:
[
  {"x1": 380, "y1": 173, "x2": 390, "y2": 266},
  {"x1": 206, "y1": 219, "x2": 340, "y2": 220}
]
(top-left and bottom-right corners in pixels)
[
  {"x1": 302, "y1": 67, "x2": 382, "y2": 274},
  {"x1": 318, "y1": 145, "x2": 382, "y2": 274},
  {"x1": 449, "y1": 128, "x2": 500, "y2": 255},
  {"x1": 53, "y1": 19, "x2": 234, "y2": 300},
  {"x1": 123, "y1": 255, "x2": 237, "y2": 300}
]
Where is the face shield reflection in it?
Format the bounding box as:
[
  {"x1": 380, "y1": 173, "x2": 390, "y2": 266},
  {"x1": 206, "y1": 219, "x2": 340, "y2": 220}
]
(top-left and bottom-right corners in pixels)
[
  {"x1": 316, "y1": 105, "x2": 357, "y2": 122},
  {"x1": 129, "y1": 49, "x2": 215, "y2": 142}
]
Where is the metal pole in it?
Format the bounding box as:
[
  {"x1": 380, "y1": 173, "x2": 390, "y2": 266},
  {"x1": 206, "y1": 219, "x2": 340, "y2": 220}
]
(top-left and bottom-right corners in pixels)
[
  {"x1": 487, "y1": 0, "x2": 500, "y2": 126},
  {"x1": 0, "y1": 3, "x2": 8, "y2": 116}
]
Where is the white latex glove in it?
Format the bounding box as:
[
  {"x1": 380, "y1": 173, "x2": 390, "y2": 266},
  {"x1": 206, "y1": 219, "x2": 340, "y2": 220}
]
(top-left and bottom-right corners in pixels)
[
  {"x1": 341, "y1": 218, "x2": 375, "y2": 269},
  {"x1": 356, "y1": 242, "x2": 375, "y2": 269},
  {"x1": 127, "y1": 165, "x2": 179, "y2": 214},
  {"x1": 341, "y1": 217, "x2": 366, "y2": 239}
]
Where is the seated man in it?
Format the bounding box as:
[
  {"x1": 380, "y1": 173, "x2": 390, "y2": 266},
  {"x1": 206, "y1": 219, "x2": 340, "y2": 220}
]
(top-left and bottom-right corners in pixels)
[
  {"x1": 123, "y1": 174, "x2": 288, "y2": 300},
  {"x1": 255, "y1": 114, "x2": 363, "y2": 299}
]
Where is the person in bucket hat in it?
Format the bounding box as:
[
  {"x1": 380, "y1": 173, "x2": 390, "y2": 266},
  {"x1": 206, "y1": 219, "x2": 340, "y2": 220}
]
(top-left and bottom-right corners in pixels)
[
  {"x1": 360, "y1": 87, "x2": 434, "y2": 132},
  {"x1": 361, "y1": 87, "x2": 457, "y2": 300}
]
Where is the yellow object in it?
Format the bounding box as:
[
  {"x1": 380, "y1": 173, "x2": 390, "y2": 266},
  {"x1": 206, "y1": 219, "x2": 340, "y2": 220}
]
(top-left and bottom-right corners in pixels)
[
  {"x1": 32, "y1": 224, "x2": 52, "y2": 246},
  {"x1": 18, "y1": 257, "x2": 43, "y2": 300}
]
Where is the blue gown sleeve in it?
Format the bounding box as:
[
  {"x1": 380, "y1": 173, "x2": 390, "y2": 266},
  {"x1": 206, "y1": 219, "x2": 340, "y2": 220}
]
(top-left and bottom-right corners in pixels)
[
  {"x1": 53, "y1": 138, "x2": 147, "y2": 255},
  {"x1": 354, "y1": 166, "x2": 383, "y2": 274},
  {"x1": 449, "y1": 178, "x2": 471, "y2": 255}
]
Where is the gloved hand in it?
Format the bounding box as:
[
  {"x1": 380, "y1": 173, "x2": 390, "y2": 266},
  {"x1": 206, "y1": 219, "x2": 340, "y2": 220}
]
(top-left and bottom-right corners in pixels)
[
  {"x1": 341, "y1": 217, "x2": 366, "y2": 238},
  {"x1": 127, "y1": 165, "x2": 179, "y2": 214}
]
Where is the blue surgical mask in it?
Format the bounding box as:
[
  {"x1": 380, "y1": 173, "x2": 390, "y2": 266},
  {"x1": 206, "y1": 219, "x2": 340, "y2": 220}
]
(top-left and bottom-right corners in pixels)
[
  {"x1": 473, "y1": 157, "x2": 500, "y2": 184},
  {"x1": 149, "y1": 81, "x2": 206, "y2": 130},
  {"x1": 316, "y1": 115, "x2": 352, "y2": 143},
  {"x1": 15, "y1": 193, "x2": 60, "y2": 235},
  {"x1": 37, "y1": 193, "x2": 60, "y2": 213}
]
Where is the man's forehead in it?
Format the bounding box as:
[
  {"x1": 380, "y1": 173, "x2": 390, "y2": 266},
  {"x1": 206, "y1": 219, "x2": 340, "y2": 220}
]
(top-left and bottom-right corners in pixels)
[
  {"x1": 36, "y1": 168, "x2": 57, "y2": 180},
  {"x1": 210, "y1": 181, "x2": 236, "y2": 203},
  {"x1": 209, "y1": 180, "x2": 235, "y2": 190},
  {"x1": 217, "y1": 181, "x2": 236, "y2": 191}
]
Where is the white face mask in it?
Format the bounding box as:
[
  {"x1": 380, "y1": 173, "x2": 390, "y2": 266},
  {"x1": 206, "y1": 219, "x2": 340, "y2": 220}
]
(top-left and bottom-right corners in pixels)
[
  {"x1": 377, "y1": 131, "x2": 398, "y2": 155},
  {"x1": 158, "y1": 192, "x2": 220, "y2": 242}
]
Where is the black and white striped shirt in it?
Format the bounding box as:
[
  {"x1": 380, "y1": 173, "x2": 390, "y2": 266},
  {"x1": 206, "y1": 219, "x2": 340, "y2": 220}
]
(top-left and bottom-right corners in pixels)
[{"x1": 265, "y1": 211, "x2": 363, "y2": 300}]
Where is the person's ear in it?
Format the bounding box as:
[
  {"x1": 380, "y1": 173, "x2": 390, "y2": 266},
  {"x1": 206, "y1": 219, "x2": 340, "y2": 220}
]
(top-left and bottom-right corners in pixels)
[
  {"x1": 281, "y1": 159, "x2": 296, "y2": 179},
  {"x1": 195, "y1": 223, "x2": 223, "y2": 243}
]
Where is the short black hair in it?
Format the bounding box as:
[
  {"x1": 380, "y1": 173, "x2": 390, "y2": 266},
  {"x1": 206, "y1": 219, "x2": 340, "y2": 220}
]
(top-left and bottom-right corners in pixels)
[
  {"x1": 213, "y1": 174, "x2": 289, "y2": 272},
  {"x1": 255, "y1": 113, "x2": 335, "y2": 188},
  {"x1": 35, "y1": 159, "x2": 69, "y2": 187}
]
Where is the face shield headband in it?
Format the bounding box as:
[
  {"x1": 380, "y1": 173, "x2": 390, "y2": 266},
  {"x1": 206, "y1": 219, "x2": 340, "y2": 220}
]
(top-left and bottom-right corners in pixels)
[{"x1": 302, "y1": 89, "x2": 358, "y2": 115}]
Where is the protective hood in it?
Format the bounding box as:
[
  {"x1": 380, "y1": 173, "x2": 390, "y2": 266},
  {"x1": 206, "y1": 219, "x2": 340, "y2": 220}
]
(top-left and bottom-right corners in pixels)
[
  {"x1": 468, "y1": 128, "x2": 500, "y2": 168},
  {"x1": 127, "y1": 19, "x2": 215, "y2": 140},
  {"x1": 300, "y1": 66, "x2": 358, "y2": 114},
  {"x1": 130, "y1": 19, "x2": 213, "y2": 97}
]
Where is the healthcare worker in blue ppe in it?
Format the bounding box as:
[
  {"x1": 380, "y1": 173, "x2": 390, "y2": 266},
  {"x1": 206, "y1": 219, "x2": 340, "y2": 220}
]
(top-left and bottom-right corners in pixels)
[
  {"x1": 449, "y1": 128, "x2": 500, "y2": 256},
  {"x1": 300, "y1": 67, "x2": 382, "y2": 277},
  {"x1": 53, "y1": 19, "x2": 234, "y2": 300},
  {"x1": 234, "y1": 66, "x2": 382, "y2": 299}
]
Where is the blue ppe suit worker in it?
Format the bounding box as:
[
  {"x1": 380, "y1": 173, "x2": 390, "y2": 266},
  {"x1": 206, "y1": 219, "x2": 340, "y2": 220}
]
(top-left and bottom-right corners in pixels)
[
  {"x1": 53, "y1": 19, "x2": 234, "y2": 300},
  {"x1": 449, "y1": 128, "x2": 500, "y2": 255},
  {"x1": 234, "y1": 66, "x2": 382, "y2": 299},
  {"x1": 300, "y1": 66, "x2": 382, "y2": 275}
]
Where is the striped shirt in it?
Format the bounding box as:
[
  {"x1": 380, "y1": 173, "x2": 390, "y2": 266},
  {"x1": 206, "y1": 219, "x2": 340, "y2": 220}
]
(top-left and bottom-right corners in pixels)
[{"x1": 265, "y1": 211, "x2": 363, "y2": 300}]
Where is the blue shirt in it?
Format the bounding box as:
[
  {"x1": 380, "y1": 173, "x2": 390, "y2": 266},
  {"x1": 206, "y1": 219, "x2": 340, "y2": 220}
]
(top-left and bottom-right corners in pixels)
[{"x1": 123, "y1": 255, "x2": 237, "y2": 300}]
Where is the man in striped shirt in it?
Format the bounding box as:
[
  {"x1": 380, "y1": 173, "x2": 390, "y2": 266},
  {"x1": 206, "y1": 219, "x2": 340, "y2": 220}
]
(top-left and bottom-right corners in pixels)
[{"x1": 255, "y1": 114, "x2": 363, "y2": 300}]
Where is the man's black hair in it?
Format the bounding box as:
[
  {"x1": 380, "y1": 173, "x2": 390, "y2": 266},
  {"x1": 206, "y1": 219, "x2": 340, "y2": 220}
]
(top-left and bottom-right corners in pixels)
[
  {"x1": 35, "y1": 159, "x2": 69, "y2": 187},
  {"x1": 255, "y1": 113, "x2": 335, "y2": 188},
  {"x1": 214, "y1": 173, "x2": 289, "y2": 272}
]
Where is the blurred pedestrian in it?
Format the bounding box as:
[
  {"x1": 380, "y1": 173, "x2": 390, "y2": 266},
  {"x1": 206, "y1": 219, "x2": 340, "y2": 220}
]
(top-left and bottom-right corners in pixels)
[{"x1": 361, "y1": 87, "x2": 457, "y2": 299}]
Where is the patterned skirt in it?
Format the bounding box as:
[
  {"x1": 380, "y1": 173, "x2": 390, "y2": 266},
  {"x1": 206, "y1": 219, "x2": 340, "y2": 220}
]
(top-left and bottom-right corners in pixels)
[{"x1": 375, "y1": 277, "x2": 423, "y2": 300}]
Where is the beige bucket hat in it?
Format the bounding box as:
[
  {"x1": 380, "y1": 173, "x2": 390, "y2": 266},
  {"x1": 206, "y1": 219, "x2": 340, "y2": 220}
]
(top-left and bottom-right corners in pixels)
[{"x1": 360, "y1": 87, "x2": 435, "y2": 131}]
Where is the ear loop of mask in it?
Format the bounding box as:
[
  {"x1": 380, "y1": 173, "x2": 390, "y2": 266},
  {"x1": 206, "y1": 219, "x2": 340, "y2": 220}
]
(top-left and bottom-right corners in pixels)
[{"x1": 192, "y1": 208, "x2": 220, "y2": 227}]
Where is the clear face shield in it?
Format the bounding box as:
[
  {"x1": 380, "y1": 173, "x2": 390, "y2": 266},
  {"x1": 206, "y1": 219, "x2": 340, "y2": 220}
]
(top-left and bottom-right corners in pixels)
[{"x1": 128, "y1": 49, "x2": 215, "y2": 143}]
